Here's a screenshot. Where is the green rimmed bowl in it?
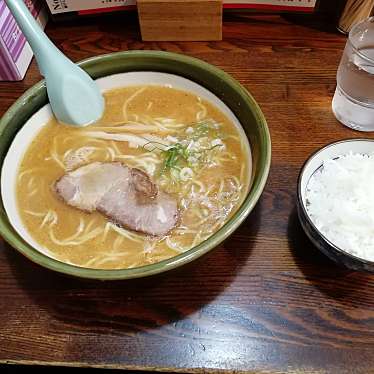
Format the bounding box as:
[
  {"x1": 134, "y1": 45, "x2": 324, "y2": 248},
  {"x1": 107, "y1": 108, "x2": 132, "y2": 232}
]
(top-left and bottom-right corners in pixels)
[{"x1": 0, "y1": 51, "x2": 271, "y2": 280}]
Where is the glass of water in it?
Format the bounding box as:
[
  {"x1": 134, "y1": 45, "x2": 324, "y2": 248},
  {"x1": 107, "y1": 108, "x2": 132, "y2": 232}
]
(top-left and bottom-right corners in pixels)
[{"x1": 332, "y1": 17, "x2": 374, "y2": 131}]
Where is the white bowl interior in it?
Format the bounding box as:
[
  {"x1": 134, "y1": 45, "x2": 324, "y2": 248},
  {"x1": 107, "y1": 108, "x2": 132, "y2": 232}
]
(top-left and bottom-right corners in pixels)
[
  {"x1": 300, "y1": 139, "x2": 374, "y2": 208},
  {"x1": 1, "y1": 71, "x2": 251, "y2": 260}
]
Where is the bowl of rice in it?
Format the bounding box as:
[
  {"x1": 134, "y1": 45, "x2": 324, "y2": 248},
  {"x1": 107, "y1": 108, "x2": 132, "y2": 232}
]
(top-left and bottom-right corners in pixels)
[{"x1": 297, "y1": 139, "x2": 374, "y2": 273}]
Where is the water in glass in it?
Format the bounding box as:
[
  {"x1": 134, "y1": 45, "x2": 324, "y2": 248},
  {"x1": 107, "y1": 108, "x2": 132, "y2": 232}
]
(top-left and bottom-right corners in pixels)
[{"x1": 332, "y1": 17, "x2": 374, "y2": 131}]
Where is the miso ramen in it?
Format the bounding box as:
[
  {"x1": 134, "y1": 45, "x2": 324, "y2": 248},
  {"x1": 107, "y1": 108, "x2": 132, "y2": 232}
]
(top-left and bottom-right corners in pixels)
[{"x1": 16, "y1": 85, "x2": 251, "y2": 269}]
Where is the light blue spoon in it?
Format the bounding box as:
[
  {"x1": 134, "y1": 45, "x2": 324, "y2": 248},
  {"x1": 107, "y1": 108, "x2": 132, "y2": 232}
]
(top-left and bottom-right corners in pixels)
[{"x1": 5, "y1": 0, "x2": 104, "y2": 127}]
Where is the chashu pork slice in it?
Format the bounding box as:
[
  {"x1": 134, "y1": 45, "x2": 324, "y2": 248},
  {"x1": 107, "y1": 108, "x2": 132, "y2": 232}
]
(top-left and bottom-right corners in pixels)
[{"x1": 54, "y1": 162, "x2": 179, "y2": 236}]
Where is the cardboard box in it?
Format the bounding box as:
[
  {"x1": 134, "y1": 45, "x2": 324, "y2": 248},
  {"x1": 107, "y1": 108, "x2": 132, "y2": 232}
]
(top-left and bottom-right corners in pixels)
[
  {"x1": 44, "y1": 0, "x2": 316, "y2": 16},
  {"x1": 0, "y1": 0, "x2": 48, "y2": 81}
]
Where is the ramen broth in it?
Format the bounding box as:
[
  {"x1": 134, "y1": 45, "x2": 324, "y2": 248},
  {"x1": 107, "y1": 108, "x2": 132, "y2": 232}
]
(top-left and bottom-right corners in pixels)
[{"x1": 16, "y1": 85, "x2": 251, "y2": 269}]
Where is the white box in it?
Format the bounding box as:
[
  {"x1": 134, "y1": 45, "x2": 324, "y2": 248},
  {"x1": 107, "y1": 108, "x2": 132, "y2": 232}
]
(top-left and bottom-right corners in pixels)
[
  {"x1": 45, "y1": 0, "x2": 136, "y2": 14},
  {"x1": 224, "y1": 0, "x2": 317, "y2": 11},
  {"x1": 45, "y1": 0, "x2": 316, "y2": 15}
]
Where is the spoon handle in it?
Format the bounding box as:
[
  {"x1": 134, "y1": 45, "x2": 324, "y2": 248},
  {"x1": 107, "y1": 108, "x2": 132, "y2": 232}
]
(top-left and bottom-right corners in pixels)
[{"x1": 4, "y1": 0, "x2": 62, "y2": 76}]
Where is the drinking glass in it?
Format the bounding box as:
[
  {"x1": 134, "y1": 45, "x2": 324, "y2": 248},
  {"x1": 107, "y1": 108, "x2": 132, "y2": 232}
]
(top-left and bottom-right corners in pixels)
[{"x1": 332, "y1": 17, "x2": 374, "y2": 131}]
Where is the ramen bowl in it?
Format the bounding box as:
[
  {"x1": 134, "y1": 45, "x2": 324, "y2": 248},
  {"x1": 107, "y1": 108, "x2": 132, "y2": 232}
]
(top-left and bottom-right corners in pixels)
[{"x1": 0, "y1": 51, "x2": 270, "y2": 280}]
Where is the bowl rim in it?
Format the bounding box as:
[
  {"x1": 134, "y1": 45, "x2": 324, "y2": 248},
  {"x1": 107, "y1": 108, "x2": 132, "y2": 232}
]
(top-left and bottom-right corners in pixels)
[
  {"x1": 297, "y1": 137, "x2": 374, "y2": 266},
  {"x1": 0, "y1": 50, "x2": 271, "y2": 280}
]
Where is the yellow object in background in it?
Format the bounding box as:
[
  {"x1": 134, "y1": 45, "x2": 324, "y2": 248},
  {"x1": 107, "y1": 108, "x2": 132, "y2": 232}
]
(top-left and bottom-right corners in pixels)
[{"x1": 338, "y1": 0, "x2": 374, "y2": 34}]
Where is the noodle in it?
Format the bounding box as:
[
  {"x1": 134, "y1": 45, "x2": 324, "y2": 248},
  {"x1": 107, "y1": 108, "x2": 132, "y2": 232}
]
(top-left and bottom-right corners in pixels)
[
  {"x1": 82, "y1": 257, "x2": 100, "y2": 268},
  {"x1": 156, "y1": 117, "x2": 174, "y2": 124},
  {"x1": 106, "y1": 147, "x2": 117, "y2": 161},
  {"x1": 225, "y1": 135, "x2": 240, "y2": 142},
  {"x1": 89, "y1": 124, "x2": 164, "y2": 133},
  {"x1": 107, "y1": 222, "x2": 143, "y2": 243},
  {"x1": 40, "y1": 210, "x2": 57, "y2": 228},
  {"x1": 122, "y1": 87, "x2": 147, "y2": 121},
  {"x1": 110, "y1": 140, "x2": 121, "y2": 155},
  {"x1": 27, "y1": 177, "x2": 35, "y2": 190},
  {"x1": 191, "y1": 232, "x2": 202, "y2": 248},
  {"x1": 174, "y1": 228, "x2": 198, "y2": 235},
  {"x1": 50, "y1": 138, "x2": 65, "y2": 170},
  {"x1": 196, "y1": 101, "x2": 207, "y2": 122},
  {"x1": 165, "y1": 237, "x2": 186, "y2": 253},
  {"x1": 83, "y1": 131, "x2": 170, "y2": 150},
  {"x1": 113, "y1": 236, "x2": 124, "y2": 251},
  {"x1": 102, "y1": 222, "x2": 111, "y2": 242},
  {"x1": 28, "y1": 188, "x2": 38, "y2": 197},
  {"x1": 24, "y1": 210, "x2": 46, "y2": 217},
  {"x1": 17, "y1": 85, "x2": 250, "y2": 269},
  {"x1": 49, "y1": 226, "x2": 102, "y2": 246}
]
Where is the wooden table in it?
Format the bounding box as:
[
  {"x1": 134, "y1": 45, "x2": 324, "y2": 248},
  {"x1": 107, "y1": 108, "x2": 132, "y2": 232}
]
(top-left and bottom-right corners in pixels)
[{"x1": 1, "y1": 11, "x2": 374, "y2": 374}]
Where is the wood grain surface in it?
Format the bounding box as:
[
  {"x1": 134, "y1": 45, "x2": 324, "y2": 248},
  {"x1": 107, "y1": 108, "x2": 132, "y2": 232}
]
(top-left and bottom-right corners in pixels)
[
  {"x1": 137, "y1": 0, "x2": 223, "y2": 41},
  {"x1": 1, "y1": 11, "x2": 374, "y2": 374}
]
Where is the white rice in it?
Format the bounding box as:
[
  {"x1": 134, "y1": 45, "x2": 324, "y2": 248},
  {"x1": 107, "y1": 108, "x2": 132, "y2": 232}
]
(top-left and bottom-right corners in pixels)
[{"x1": 305, "y1": 152, "x2": 374, "y2": 261}]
